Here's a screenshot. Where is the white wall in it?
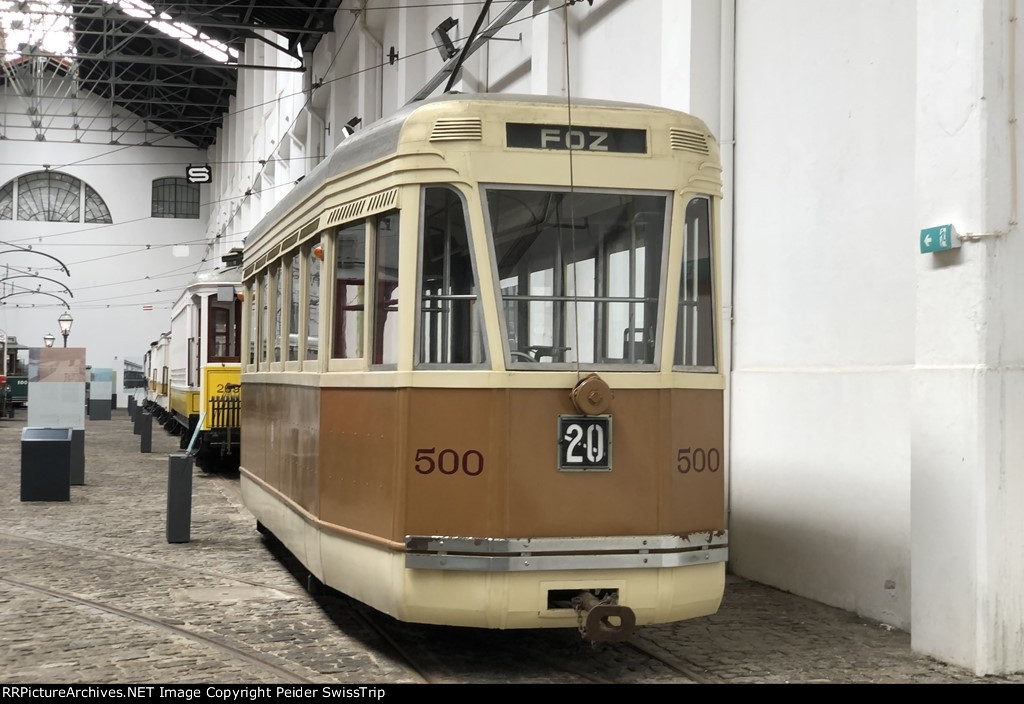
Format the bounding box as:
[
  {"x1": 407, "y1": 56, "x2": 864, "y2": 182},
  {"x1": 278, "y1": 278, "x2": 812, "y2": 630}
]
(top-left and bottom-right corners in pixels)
[
  {"x1": 911, "y1": 0, "x2": 1024, "y2": 674},
  {"x1": 730, "y1": 0, "x2": 917, "y2": 628},
  {"x1": 0, "y1": 85, "x2": 208, "y2": 388},
  {"x1": 207, "y1": 32, "x2": 304, "y2": 261}
]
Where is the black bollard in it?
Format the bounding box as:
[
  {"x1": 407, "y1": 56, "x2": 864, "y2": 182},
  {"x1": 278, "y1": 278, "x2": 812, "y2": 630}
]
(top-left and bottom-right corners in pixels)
[
  {"x1": 127, "y1": 396, "x2": 136, "y2": 421},
  {"x1": 140, "y1": 412, "x2": 152, "y2": 453},
  {"x1": 20, "y1": 428, "x2": 72, "y2": 502},
  {"x1": 166, "y1": 453, "x2": 193, "y2": 543}
]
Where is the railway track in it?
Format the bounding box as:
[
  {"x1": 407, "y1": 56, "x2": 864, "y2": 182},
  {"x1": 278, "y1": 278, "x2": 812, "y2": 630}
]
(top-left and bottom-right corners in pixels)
[
  {"x1": 0, "y1": 522, "x2": 425, "y2": 684},
  {"x1": 0, "y1": 529, "x2": 307, "y2": 598},
  {"x1": 211, "y1": 472, "x2": 716, "y2": 683},
  {"x1": 0, "y1": 575, "x2": 317, "y2": 684},
  {"x1": 625, "y1": 636, "x2": 716, "y2": 684},
  {"x1": 2, "y1": 492, "x2": 714, "y2": 684},
  {"x1": 294, "y1": 568, "x2": 710, "y2": 684}
]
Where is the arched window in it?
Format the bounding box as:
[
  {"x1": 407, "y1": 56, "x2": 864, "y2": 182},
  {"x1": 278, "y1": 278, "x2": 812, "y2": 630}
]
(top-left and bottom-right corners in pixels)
[
  {"x1": 0, "y1": 181, "x2": 12, "y2": 220},
  {"x1": 152, "y1": 177, "x2": 199, "y2": 218},
  {"x1": 0, "y1": 171, "x2": 112, "y2": 223}
]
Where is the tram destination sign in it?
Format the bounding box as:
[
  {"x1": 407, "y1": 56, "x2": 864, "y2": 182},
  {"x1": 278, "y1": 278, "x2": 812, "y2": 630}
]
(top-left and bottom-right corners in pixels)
[{"x1": 507, "y1": 123, "x2": 647, "y2": 153}]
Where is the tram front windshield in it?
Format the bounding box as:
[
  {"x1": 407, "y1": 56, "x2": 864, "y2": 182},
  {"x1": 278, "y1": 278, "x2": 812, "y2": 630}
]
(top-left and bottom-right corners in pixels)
[{"x1": 485, "y1": 188, "x2": 669, "y2": 369}]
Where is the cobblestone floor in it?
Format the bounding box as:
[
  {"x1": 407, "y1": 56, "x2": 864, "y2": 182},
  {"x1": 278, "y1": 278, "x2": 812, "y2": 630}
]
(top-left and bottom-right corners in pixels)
[{"x1": 1, "y1": 407, "x2": 1021, "y2": 684}]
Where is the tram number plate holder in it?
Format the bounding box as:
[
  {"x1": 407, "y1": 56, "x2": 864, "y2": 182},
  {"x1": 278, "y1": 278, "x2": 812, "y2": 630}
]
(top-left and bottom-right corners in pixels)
[{"x1": 557, "y1": 415, "x2": 612, "y2": 471}]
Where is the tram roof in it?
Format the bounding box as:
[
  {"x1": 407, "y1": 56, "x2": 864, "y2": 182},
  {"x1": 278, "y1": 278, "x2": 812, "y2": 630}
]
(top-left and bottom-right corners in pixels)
[
  {"x1": 244, "y1": 92, "x2": 693, "y2": 250},
  {"x1": 189, "y1": 265, "x2": 243, "y2": 287}
]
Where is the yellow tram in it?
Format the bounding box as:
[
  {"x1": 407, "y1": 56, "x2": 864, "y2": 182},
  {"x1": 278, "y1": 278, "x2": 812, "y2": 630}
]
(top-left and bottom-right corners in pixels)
[
  {"x1": 165, "y1": 260, "x2": 243, "y2": 470},
  {"x1": 239, "y1": 93, "x2": 726, "y2": 641}
]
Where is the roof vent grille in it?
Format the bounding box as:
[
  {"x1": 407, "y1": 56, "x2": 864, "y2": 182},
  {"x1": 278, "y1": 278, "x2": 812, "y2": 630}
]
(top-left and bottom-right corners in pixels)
[
  {"x1": 670, "y1": 128, "x2": 710, "y2": 154},
  {"x1": 430, "y1": 118, "x2": 483, "y2": 142}
]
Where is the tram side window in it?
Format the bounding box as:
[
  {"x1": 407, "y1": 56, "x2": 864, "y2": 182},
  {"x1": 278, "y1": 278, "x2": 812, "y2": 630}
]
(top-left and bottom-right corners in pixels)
[
  {"x1": 270, "y1": 266, "x2": 282, "y2": 362},
  {"x1": 288, "y1": 254, "x2": 300, "y2": 361},
  {"x1": 272, "y1": 265, "x2": 283, "y2": 362},
  {"x1": 260, "y1": 273, "x2": 270, "y2": 365},
  {"x1": 188, "y1": 335, "x2": 198, "y2": 387},
  {"x1": 307, "y1": 239, "x2": 321, "y2": 361},
  {"x1": 248, "y1": 282, "x2": 258, "y2": 365},
  {"x1": 373, "y1": 213, "x2": 400, "y2": 366},
  {"x1": 418, "y1": 187, "x2": 485, "y2": 366},
  {"x1": 675, "y1": 197, "x2": 715, "y2": 370},
  {"x1": 486, "y1": 188, "x2": 667, "y2": 368},
  {"x1": 211, "y1": 306, "x2": 230, "y2": 358},
  {"x1": 332, "y1": 223, "x2": 366, "y2": 359}
]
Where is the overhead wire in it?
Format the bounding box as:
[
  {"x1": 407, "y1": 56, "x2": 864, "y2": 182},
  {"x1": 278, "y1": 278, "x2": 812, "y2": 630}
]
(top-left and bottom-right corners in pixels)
[
  {"x1": 562, "y1": 2, "x2": 581, "y2": 379},
  {"x1": 1, "y1": 0, "x2": 571, "y2": 236},
  {"x1": 184, "y1": 5, "x2": 364, "y2": 280},
  {"x1": 4, "y1": 2, "x2": 566, "y2": 171},
  {"x1": 1, "y1": 1, "x2": 576, "y2": 308}
]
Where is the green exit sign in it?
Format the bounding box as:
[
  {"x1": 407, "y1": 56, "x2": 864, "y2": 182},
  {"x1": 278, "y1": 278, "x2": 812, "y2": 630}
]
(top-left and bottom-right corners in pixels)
[{"x1": 920, "y1": 224, "x2": 961, "y2": 253}]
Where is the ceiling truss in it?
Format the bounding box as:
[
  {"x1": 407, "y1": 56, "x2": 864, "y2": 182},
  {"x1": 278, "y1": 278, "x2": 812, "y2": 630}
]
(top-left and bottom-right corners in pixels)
[{"x1": 1, "y1": 1, "x2": 343, "y2": 148}]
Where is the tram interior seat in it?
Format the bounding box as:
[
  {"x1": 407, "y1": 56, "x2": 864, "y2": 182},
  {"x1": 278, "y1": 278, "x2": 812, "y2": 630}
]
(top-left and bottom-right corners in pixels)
[
  {"x1": 508, "y1": 329, "x2": 649, "y2": 364},
  {"x1": 510, "y1": 345, "x2": 572, "y2": 363},
  {"x1": 622, "y1": 328, "x2": 647, "y2": 363}
]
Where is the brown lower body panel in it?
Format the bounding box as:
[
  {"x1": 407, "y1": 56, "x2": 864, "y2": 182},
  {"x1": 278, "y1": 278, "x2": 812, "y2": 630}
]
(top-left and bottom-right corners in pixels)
[
  {"x1": 241, "y1": 383, "x2": 725, "y2": 628},
  {"x1": 242, "y1": 384, "x2": 724, "y2": 541}
]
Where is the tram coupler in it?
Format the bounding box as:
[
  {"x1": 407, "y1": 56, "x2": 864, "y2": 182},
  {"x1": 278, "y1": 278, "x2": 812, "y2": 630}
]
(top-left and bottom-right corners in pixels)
[{"x1": 572, "y1": 591, "x2": 636, "y2": 643}]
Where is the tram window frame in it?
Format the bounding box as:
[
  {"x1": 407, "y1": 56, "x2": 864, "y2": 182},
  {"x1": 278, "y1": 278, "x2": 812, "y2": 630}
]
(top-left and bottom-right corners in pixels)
[
  {"x1": 286, "y1": 251, "x2": 301, "y2": 365},
  {"x1": 15, "y1": 348, "x2": 28, "y2": 376},
  {"x1": 271, "y1": 264, "x2": 283, "y2": 367},
  {"x1": 330, "y1": 221, "x2": 368, "y2": 363},
  {"x1": 246, "y1": 280, "x2": 258, "y2": 370},
  {"x1": 304, "y1": 237, "x2": 322, "y2": 367},
  {"x1": 259, "y1": 272, "x2": 270, "y2": 368},
  {"x1": 415, "y1": 186, "x2": 487, "y2": 369},
  {"x1": 371, "y1": 211, "x2": 401, "y2": 368},
  {"x1": 208, "y1": 294, "x2": 241, "y2": 363},
  {"x1": 673, "y1": 196, "x2": 717, "y2": 372},
  {"x1": 482, "y1": 185, "x2": 671, "y2": 371}
]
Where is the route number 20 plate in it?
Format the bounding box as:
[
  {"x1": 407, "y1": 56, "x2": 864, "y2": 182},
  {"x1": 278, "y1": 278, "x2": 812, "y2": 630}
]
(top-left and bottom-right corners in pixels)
[{"x1": 557, "y1": 415, "x2": 612, "y2": 471}]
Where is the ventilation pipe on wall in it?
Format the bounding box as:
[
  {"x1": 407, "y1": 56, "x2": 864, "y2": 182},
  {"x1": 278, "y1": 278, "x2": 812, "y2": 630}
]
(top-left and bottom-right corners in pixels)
[
  {"x1": 359, "y1": 1, "x2": 384, "y2": 124},
  {"x1": 721, "y1": 0, "x2": 737, "y2": 526}
]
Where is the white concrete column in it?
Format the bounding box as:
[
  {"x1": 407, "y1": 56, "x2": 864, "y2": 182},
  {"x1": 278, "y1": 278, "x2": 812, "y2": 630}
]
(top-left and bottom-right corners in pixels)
[
  {"x1": 659, "y1": 0, "x2": 693, "y2": 113},
  {"x1": 358, "y1": 13, "x2": 383, "y2": 125},
  {"x1": 655, "y1": 0, "x2": 721, "y2": 133},
  {"x1": 912, "y1": 0, "x2": 1024, "y2": 675},
  {"x1": 531, "y1": 0, "x2": 566, "y2": 96},
  {"x1": 396, "y1": 0, "x2": 428, "y2": 104}
]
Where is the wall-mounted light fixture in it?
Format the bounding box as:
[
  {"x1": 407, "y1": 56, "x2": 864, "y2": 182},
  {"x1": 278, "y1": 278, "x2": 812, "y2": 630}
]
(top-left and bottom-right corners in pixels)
[{"x1": 341, "y1": 116, "x2": 362, "y2": 139}]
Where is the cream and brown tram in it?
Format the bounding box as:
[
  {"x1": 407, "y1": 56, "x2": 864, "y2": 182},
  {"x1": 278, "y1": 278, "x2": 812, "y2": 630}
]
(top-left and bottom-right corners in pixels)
[{"x1": 240, "y1": 93, "x2": 726, "y2": 642}]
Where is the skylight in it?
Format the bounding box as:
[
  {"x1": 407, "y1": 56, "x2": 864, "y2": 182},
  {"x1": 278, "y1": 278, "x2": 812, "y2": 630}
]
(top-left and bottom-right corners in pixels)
[
  {"x1": 1, "y1": 0, "x2": 240, "y2": 65},
  {"x1": 104, "y1": 0, "x2": 240, "y2": 63},
  {"x1": 0, "y1": 1, "x2": 75, "y2": 63}
]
